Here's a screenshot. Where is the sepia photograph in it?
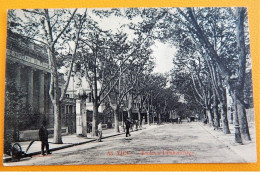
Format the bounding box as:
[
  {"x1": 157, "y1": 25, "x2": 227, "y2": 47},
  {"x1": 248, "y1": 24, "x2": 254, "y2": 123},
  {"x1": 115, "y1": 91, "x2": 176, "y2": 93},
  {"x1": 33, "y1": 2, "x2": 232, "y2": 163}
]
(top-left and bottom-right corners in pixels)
[{"x1": 2, "y1": 7, "x2": 257, "y2": 166}]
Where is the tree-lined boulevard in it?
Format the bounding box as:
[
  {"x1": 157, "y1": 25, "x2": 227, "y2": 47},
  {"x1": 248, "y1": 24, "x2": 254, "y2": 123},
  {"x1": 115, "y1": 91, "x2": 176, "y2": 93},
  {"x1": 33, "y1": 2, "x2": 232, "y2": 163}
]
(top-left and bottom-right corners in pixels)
[
  {"x1": 5, "y1": 122, "x2": 256, "y2": 165},
  {"x1": 4, "y1": 7, "x2": 256, "y2": 164}
]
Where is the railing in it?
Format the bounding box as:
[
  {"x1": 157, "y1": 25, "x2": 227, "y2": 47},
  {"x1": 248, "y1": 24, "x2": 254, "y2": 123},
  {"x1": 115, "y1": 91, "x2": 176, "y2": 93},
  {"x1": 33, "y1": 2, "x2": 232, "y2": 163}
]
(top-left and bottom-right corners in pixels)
[{"x1": 6, "y1": 37, "x2": 48, "y2": 64}]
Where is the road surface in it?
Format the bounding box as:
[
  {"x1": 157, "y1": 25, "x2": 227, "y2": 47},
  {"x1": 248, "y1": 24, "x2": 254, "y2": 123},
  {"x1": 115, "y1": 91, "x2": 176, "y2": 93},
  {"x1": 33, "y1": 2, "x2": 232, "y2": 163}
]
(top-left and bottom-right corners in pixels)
[{"x1": 5, "y1": 122, "x2": 245, "y2": 166}]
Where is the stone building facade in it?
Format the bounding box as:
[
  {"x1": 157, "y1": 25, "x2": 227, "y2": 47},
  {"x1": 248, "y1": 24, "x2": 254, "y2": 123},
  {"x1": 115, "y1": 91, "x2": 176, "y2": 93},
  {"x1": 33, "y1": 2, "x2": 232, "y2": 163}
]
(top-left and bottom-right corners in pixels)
[{"x1": 5, "y1": 31, "x2": 76, "y2": 140}]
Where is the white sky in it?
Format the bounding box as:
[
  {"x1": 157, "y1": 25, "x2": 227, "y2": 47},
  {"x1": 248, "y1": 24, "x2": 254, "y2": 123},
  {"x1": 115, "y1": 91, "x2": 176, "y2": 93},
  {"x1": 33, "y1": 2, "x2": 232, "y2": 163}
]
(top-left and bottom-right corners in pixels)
[
  {"x1": 151, "y1": 41, "x2": 176, "y2": 74},
  {"x1": 89, "y1": 9, "x2": 176, "y2": 74},
  {"x1": 67, "y1": 8, "x2": 177, "y2": 90},
  {"x1": 13, "y1": 8, "x2": 176, "y2": 74}
]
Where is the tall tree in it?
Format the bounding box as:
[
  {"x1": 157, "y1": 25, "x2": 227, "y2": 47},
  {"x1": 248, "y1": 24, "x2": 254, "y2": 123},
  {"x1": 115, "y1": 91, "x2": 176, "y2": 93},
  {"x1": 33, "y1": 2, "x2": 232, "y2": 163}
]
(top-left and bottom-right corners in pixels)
[
  {"x1": 8, "y1": 9, "x2": 86, "y2": 143},
  {"x1": 175, "y1": 7, "x2": 250, "y2": 140},
  {"x1": 152, "y1": 7, "x2": 250, "y2": 139}
]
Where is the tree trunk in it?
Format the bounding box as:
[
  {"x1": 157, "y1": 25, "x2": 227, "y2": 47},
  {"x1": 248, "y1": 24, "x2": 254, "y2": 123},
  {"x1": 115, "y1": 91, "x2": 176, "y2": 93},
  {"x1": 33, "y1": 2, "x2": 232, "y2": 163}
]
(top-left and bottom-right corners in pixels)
[
  {"x1": 231, "y1": 90, "x2": 243, "y2": 143},
  {"x1": 230, "y1": 107, "x2": 234, "y2": 124},
  {"x1": 127, "y1": 109, "x2": 132, "y2": 119},
  {"x1": 213, "y1": 94, "x2": 220, "y2": 129},
  {"x1": 219, "y1": 101, "x2": 231, "y2": 134},
  {"x1": 206, "y1": 108, "x2": 214, "y2": 127},
  {"x1": 53, "y1": 100, "x2": 62, "y2": 143},
  {"x1": 152, "y1": 110, "x2": 155, "y2": 124},
  {"x1": 113, "y1": 107, "x2": 120, "y2": 133},
  {"x1": 92, "y1": 102, "x2": 98, "y2": 136},
  {"x1": 92, "y1": 47, "x2": 99, "y2": 137},
  {"x1": 234, "y1": 7, "x2": 251, "y2": 141},
  {"x1": 138, "y1": 109, "x2": 141, "y2": 122},
  {"x1": 236, "y1": 94, "x2": 251, "y2": 141},
  {"x1": 147, "y1": 110, "x2": 150, "y2": 125},
  {"x1": 158, "y1": 113, "x2": 161, "y2": 124},
  {"x1": 226, "y1": 86, "x2": 234, "y2": 124},
  {"x1": 127, "y1": 93, "x2": 133, "y2": 120},
  {"x1": 52, "y1": 67, "x2": 63, "y2": 143}
]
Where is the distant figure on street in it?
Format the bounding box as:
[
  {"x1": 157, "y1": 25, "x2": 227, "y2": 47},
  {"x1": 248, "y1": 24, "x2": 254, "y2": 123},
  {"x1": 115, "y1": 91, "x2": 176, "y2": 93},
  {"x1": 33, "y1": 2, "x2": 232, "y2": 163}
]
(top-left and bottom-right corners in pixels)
[
  {"x1": 135, "y1": 120, "x2": 139, "y2": 130},
  {"x1": 39, "y1": 121, "x2": 51, "y2": 155},
  {"x1": 131, "y1": 120, "x2": 134, "y2": 132},
  {"x1": 89, "y1": 122, "x2": 92, "y2": 134},
  {"x1": 213, "y1": 120, "x2": 219, "y2": 130},
  {"x1": 125, "y1": 118, "x2": 132, "y2": 137},
  {"x1": 97, "y1": 122, "x2": 103, "y2": 142},
  {"x1": 203, "y1": 117, "x2": 208, "y2": 125},
  {"x1": 177, "y1": 117, "x2": 182, "y2": 124},
  {"x1": 87, "y1": 122, "x2": 90, "y2": 133},
  {"x1": 141, "y1": 116, "x2": 145, "y2": 128}
]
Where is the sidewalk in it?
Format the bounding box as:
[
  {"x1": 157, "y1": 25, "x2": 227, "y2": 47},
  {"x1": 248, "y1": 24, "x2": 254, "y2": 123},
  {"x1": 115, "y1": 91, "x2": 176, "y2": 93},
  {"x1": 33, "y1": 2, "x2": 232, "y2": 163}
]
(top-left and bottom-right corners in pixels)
[
  {"x1": 198, "y1": 122, "x2": 257, "y2": 162},
  {"x1": 3, "y1": 124, "x2": 155, "y2": 163}
]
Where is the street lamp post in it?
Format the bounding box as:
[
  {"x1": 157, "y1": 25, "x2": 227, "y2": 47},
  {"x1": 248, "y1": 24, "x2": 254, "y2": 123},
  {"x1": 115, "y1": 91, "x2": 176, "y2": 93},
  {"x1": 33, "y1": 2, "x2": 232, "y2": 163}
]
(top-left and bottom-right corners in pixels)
[
  {"x1": 71, "y1": 71, "x2": 75, "y2": 134},
  {"x1": 233, "y1": 90, "x2": 243, "y2": 144}
]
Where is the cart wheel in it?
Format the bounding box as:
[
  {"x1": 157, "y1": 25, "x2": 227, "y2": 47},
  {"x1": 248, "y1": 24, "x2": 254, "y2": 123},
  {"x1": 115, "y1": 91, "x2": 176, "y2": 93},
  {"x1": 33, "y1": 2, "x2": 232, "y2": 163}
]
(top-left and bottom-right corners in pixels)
[{"x1": 11, "y1": 143, "x2": 22, "y2": 161}]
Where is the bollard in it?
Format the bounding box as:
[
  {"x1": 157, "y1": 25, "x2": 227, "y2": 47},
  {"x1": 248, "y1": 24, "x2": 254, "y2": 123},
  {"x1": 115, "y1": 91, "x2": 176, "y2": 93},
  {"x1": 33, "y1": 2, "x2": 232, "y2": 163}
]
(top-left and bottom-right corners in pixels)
[{"x1": 234, "y1": 124, "x2": 243, "y2": 144}]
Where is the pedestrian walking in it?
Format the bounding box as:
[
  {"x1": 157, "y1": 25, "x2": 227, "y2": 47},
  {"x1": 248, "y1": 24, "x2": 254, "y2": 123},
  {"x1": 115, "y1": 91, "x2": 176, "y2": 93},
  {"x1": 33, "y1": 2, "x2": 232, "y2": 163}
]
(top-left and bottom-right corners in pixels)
[
  {"x1": 97, "y1": 122, "x2": 103, "y2": 142},
  {"x1": 141, "y1": 116, "x2": 145, "y2": 128},
  {"x1": 89, "y1": 122, "x2": 92, "y2": 135},
  {"x1": 131, "y1": 119, "x2": 134, "y2": 132},
  {"x1": 39, "y1": 121, "x2": 51, "y2": 155},
  {"x1": 203, "y1": 117, "x2": 208, "y2": 125},
  {"x1": 87, "y1": 122, "x2": 90, "y2": 133},
  {"x1": 177, "y1": 117, "x2": 182, "y2": 124},
  {"x1": 125, "y1": 118, "x2": 132, "y2": 137},
  {"x1": 135, "y1": 120, "x2": 139, "y2": 130}
]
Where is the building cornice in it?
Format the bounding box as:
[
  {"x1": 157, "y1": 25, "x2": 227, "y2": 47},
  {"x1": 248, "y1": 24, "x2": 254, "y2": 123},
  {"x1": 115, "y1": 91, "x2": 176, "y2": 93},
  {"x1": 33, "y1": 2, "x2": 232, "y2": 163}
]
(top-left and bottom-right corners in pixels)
[{"x1": 6, "y1": 49, "x2": 50, "y2": 73}]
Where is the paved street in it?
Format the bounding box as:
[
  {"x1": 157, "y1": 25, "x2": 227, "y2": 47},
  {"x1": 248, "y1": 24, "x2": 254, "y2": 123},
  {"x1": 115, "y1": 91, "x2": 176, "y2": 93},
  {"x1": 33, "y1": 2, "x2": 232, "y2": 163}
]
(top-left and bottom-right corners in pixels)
[{"x1": 5, "y1": 122, "x2": 248, "y2": 166}]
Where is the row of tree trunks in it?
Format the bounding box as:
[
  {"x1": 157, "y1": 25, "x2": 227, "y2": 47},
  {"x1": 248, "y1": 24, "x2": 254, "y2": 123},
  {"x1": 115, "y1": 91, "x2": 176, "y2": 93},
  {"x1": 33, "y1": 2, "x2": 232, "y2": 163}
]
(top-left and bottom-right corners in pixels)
[
  {"x1": 233, "y1": 7, "x2": 251, "y2": 141},
  {"x1": 184, "y1": 8, "x2": 250, "y2": 142}
]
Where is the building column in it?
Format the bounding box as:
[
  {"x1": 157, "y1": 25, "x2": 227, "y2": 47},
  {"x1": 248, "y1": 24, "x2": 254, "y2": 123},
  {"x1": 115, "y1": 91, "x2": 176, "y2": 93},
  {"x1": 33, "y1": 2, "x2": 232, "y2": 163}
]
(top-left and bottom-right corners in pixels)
[
  {"x1": 68, "y1": 105, "x2": 72, "y2": 134},
  {"x1": 39, "y1": 72, "x2": 45, "y2": 114},
  {"x1": 14, "y1": 64, "x2": 21, "y2": 89},
  {"x1": 27, "y1": 68, "x2": 34, "y2": 112}
]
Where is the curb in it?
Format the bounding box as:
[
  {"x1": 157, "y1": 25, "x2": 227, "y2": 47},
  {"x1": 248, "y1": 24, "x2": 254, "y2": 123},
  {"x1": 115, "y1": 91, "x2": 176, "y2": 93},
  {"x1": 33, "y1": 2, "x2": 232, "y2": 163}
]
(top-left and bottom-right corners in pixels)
[{"x1": 3, "y1": 128, "x2": 147, "y2": 163}]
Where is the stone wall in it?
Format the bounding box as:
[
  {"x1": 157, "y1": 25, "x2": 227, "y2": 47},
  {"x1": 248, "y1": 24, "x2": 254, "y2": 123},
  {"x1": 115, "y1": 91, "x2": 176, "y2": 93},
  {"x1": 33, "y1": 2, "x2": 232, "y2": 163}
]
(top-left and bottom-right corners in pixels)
[{"x1": 19, "y1": 127, "x2": 68, "y2": 141}]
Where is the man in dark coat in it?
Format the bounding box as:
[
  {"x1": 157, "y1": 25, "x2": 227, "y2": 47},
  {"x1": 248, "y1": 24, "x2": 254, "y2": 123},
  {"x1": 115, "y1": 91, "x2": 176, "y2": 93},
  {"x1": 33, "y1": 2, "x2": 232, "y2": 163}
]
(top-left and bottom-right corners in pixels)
[
  {"x1": 39, "y1": 121, "x2": 51, "y2": 155},
  {"x1": 125, "y1": 118, "x2": 132, "y2": 137}
]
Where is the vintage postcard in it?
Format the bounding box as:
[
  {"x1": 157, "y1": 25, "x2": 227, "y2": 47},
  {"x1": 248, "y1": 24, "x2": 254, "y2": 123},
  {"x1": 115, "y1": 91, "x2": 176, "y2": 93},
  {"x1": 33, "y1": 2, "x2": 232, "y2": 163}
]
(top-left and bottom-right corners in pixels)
[{"x1": 2, "y1": 7, "x2": 257, "y2": 166}]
